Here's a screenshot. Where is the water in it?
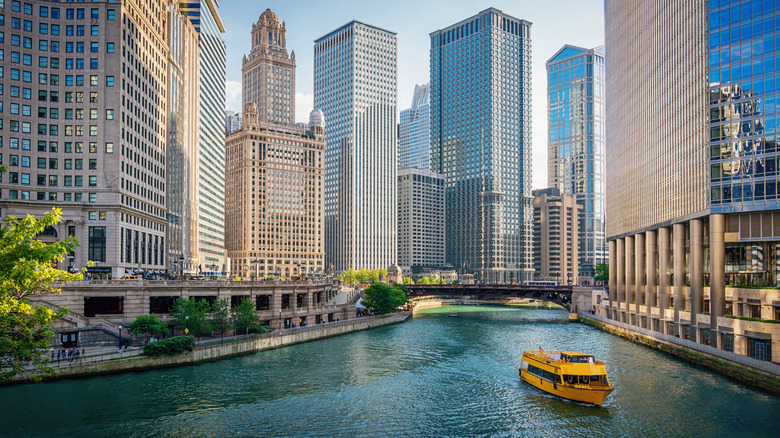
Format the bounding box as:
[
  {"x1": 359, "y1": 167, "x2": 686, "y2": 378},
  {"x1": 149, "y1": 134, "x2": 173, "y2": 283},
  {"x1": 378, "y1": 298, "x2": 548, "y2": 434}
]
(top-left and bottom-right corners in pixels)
[{"x1": 1, "y1": 306, "x2": 778, "y2": 437}]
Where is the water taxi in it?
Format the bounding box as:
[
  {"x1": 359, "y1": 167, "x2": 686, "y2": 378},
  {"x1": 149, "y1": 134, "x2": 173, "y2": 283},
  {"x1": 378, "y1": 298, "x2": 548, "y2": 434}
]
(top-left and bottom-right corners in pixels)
[
  {"x1": 450, "y1": 312, "x2": 458, "y2": 317},
  {"x1": 519, "y1": 349, "x2": 614, "y2": 405}
]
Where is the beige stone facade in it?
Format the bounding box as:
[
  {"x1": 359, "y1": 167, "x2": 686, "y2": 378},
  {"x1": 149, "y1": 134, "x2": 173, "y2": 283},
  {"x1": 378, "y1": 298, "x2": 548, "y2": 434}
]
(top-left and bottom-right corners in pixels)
[
  {"x1": 533, "y1": 188, "x2": 581, "y2": 285},
  {"x1": 224, "y1": 105, "x2": 325, "y2": 279}
]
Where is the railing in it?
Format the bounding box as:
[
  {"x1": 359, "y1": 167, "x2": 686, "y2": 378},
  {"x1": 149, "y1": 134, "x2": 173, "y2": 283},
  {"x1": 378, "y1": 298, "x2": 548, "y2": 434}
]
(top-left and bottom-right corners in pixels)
[
  {"x1": 47, "y1": 347, "x2": 144, "y2": 368},
  {"x1": 57, "y1": 279, "x2": 337, "y2": 287}
]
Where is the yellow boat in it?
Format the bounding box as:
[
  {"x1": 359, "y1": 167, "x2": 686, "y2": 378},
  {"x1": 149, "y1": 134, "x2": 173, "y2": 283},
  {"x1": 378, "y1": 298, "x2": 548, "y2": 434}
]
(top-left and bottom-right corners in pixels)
[{"x1": 519, "y1": 349, "x2": 614, "y2": 405}]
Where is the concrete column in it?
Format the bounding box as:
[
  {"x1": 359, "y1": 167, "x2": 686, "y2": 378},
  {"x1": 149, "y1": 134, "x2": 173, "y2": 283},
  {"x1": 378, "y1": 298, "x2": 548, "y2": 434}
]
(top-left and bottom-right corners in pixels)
[
  {"x1": 691, "y1": 219, "x2": 704, "y2": 334},
  {"x1": 625, "y1": 235, "x2": 635, "y2": 314},
  {"x1": 616, "y1": 238, "x2": 624, "y2": 310},
  {"x1": 635, "y1": 233, "x2": 645, "y2": 311},
  {"x1": 646, "y1": 230, "x2": 657, "y2": 319},
  {"x1": 709, "y1": 214, "x2": 725, "y2": 347},
  {"x1": 658, "y1": 227, "x2": 670, "y2": 322},
  {"x1": 609, "y1": 240, "x2": 617, "y2": 308},
  {"x1": 673, "y1": 223, "x2": 685, "y2": 324}
]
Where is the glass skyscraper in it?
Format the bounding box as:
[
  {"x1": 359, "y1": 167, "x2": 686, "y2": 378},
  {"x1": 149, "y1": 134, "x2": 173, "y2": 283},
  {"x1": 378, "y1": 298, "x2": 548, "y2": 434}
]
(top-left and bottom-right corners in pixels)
[
  {"x1": 180, "y1": 0, "x2": 227, "y2": 275},
  {"x1": 430, "y1": 8, "x2": 533, "y2": 283},
  {"x1": 546, "y1": 45, "x2": 607, "y2": 267},
  {"x1": 314, "y1": 21, "x2": 398, "y2": 272},
  {"x1": 399, "y1": 84, "x2": 430, "y2": 170}
]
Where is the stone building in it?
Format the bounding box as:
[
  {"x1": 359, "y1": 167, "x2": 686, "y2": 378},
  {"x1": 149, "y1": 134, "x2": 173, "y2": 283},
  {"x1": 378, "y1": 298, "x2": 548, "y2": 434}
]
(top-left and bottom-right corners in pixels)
[{"x1": 532, "y1": 188, "x2": 581, "y2": 285}]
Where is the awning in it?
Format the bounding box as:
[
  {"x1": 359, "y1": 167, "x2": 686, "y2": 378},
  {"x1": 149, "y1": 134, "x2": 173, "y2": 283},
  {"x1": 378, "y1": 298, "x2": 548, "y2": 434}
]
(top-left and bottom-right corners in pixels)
[
  {"x1": 744, "y1": 330, "x2": 772, "y2": 340},
  {"x1": 125, "y1": 269, "x2": 134, "y2": 275},
  {"x1": 86, "y1": 267, "x2": 112, "y2": 274}
]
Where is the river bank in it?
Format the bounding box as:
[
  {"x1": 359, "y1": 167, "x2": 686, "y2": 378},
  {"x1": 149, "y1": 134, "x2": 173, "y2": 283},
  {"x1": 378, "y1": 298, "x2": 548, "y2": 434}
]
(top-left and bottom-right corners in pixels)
[
  {"x1": 7, "y1": 312, "x2": 410, "y2": 384},
  {"x1": 580, "y1": 314, "x2": 780, "y2": 395}
]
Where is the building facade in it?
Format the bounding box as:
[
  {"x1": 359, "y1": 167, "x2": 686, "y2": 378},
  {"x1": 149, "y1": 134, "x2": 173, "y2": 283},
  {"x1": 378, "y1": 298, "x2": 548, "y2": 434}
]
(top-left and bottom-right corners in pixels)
[
  {"x1": 546, "y1": 45, "x2": 607, "y2": 267},
  {"x1": 179, "y1": 0, "x2": 227, "y2": 276},
  {"x1": 241, "y1": 9, "x2": 295, "y2": 126},
  {"x1": 430, "y1": 8, "x2": 534, "y2": 283},
  {"x1": 532, "y1": 188, "x2": 581, "y2": 285},
  {"x1": 604, "y1": 0, "x2": 779, "y2": 363},
  {"x1": 224, "y1": 105, "x2": 325, "y2": 280},
  {"x1": 0, "y1": 0, "x2": 190, "y2": 279},
  {"x1": 397, "y1": 168, "x2": 445, "y2": 269},
  {"x1": 225, "y1": 110, "x2": 241, "y2": 134},
  {"x1": 399, "y1": 83, "x2": 430, "y2": 170},
  {"x1": 314, "y1": 21, "x2": 398, "y2": 272}
]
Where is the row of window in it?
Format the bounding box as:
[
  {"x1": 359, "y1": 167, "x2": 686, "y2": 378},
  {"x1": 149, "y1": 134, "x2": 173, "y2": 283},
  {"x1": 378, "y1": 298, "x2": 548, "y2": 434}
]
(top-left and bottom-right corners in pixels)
[
  {"x1": 3, "y1": 1, "x2": 116, "y2": 20},
  {"x1": 0, "y1": 66, "x2": 115, "y2": 85},
  {"x1": 4, "y1": 190, "x2": 97, "y2": 203}
]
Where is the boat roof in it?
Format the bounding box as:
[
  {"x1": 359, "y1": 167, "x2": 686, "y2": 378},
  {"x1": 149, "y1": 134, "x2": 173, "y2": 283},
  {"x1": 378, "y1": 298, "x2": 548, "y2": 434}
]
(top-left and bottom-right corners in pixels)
[{"x1": 524, "y1": 350, "x2": 593, "y2": 357}]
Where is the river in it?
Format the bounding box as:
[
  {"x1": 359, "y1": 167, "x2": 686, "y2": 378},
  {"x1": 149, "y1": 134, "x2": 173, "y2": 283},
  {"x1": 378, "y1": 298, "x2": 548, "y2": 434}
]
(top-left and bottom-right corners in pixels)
[{"x1": 0, "y1": 305, "x2": 778, "y2": 437}]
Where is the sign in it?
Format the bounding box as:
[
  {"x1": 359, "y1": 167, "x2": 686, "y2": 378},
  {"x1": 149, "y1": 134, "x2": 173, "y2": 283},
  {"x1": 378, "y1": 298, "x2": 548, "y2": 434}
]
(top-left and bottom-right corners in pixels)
[
  {"x1": 184, "y1": 328, "x2": 189, "y2": 334},
  {"x1": 86, "y1": 267, "x2": 112, "y2": 273}
]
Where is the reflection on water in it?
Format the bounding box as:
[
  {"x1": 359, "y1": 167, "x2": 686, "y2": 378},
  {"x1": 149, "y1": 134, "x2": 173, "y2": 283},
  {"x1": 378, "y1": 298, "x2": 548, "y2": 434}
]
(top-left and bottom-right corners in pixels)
[{"x1": 0, "y1": 306, "x2": 778, "y2": 437}]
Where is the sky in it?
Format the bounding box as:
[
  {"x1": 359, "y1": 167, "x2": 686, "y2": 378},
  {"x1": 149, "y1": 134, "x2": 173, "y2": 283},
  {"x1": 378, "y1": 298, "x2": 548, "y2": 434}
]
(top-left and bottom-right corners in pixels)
[{"x1": 218, "y1": 0, "x2": 604, "y2": 190}]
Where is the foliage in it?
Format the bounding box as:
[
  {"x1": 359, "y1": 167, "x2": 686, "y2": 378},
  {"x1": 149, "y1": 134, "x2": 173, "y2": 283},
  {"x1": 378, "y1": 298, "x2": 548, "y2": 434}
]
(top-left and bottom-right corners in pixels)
[
  {"x1": 0, "y1": 208, "x2": 82, "y2": 382},
  {"x1": 210, "y1": 298, "x2": 232, "y2": 337},
  {"x1": 232, "y1": 297, "x2": 261, "y2": 335},
  {"x1": 339, "y1": 267, "x2": 389, "y2": 284},
  {"x1": 142, "y1": 335, "x2": 194, "y2": 356},
  {"x1": 393, "y1": 283, "x2": 410, "y2": 296},
  {"x1": 171, "y1": 297, "x2": 212, "y2": 339},
  {"x1": 402, "y1": 276, "x2": 415, "y2": 285},
  {"x1": 418, "y1": 276, "x2": 443, "y2": 285},
  {"x1": 362, "y1": 283, "x2": 407, "y2": 315},
  {"x1": 595, "y1": 263, "x2": 609, "y2": 284},
  {"x1": 127, "y1": 314, "x2": 168, "y2": 338}
]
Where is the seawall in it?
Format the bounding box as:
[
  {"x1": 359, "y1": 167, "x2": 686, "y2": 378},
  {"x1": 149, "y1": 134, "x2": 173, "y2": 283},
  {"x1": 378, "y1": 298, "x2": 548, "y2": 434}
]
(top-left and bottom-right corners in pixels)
[
  {"x1": 19, "y1": 312, "x2": 410, "y2": 383},
  {"x1": 580, "y1": 313, "x2": 780, "y2": 395}
]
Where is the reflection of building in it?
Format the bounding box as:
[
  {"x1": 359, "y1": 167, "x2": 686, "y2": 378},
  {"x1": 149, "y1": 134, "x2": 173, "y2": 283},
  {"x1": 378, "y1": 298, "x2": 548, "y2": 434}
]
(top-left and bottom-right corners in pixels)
[
  {"x1": 225, "y1": 106, "x2": 325, "y2": 279},
  {"x1": 546, "y1": 45, "x2": 607, "y2": 267},
  {"x1": 430, "y1": 8, "x2": 534, "y2": 283},
  {"x1": 603, "y1": 0, "x2": 779, "y2": 363},
  {"x1": 0, "y1": 0, "x2": 193, "y2": 279},
  {"x1": 399, "y1": 84, "x2": 430, "y2": 170},
  {"x1": 180, "y1": 0, "x2": 228, "y2": 276},
  {"x1": 315, "y1": 21, "x2": 398, "y2": 272},
  {"x1": 533, "y1": 188, "x2": 581, "y2": 285},
  {"x1": 398, "y1": 168, "x2": 445, "y2": 269}
]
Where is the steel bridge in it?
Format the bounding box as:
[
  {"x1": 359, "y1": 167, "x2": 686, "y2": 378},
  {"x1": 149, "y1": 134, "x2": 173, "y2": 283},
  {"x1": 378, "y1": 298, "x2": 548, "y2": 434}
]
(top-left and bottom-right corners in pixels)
[{"x1": 406, "y1": 284, "x2": 574, "y2": 310}]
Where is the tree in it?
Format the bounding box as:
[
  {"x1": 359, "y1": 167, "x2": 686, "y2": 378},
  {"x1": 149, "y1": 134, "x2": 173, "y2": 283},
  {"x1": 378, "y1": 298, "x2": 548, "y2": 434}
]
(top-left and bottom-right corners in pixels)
[
  {"x1": 171, "y1": 297, "x2": 212, "y2": 340},
  {"x1": 362, "y1": 283, "x2": 407, "y2": 315},
  {"x1": 0, "y1": 208, "x2": 81, "y2": 382},
  {"x1": 127, "y1": 314, "x2": 168, "y2": 342},
  {"x1": 402, "y1": 276, "x2": 415, "y2": 285},
  {"x1": 595, "y1": 263, "x2": 609, "y2": 285},
  {"x1": 210, "y1": 298, "x2": 232, "y2": 339},
  {"x1": 232, "y1": 297, "x2": 261, "y2": 335}
]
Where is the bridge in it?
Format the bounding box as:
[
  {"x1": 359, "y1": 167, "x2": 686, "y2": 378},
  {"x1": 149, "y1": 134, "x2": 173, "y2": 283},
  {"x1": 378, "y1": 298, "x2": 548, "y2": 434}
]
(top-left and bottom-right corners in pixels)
[{"x1": 406, "y1": 284, "x2": 577, "y2": 310}]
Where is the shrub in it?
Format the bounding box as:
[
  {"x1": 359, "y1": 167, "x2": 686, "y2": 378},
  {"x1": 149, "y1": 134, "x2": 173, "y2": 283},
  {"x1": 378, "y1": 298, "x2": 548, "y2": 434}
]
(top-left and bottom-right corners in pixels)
[{"x1": 142, "y1": 335, "x2": 194, "y2": 356}]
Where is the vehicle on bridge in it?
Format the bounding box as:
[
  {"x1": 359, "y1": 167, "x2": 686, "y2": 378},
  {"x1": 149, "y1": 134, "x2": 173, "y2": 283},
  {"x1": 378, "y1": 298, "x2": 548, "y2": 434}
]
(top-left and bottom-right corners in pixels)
[{"x1": 519, "y1": 349, "x2": 614, "y2": 405}]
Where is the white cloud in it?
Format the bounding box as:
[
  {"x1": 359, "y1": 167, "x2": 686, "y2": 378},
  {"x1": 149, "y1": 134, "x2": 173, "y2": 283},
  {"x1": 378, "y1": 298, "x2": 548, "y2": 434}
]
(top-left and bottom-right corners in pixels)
[
  {"x1": 295, "y1": 92, "x2": 314, "y2": 125},
  {"x1": 225, "y1": 80, "x2": 242, "y2": 112}
]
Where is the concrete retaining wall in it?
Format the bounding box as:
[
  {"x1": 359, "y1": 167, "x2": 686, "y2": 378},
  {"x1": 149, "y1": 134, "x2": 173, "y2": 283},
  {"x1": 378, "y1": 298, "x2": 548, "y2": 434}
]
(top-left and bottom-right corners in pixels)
[
  {"x1": 580, "y1": 313, "x2": 780, "y2": 395},
  {"x1": 23, "y1": 313, "x2": 410, "y2": 382}
]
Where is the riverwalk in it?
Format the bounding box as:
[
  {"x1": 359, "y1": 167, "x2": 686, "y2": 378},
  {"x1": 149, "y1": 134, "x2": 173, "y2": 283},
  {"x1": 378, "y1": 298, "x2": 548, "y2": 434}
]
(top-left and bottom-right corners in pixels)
[{"x1": 9, "y1": 312, "x2": 410, "y2": 383}]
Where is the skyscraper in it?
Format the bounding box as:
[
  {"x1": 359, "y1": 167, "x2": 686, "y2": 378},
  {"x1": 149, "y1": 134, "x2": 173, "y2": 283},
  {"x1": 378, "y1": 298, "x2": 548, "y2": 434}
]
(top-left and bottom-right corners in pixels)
[
  {"x1": 546, "y1": 45, "x2": 607, "y2": 267},
  {"x1": 314, "y1": 21, "x2": 398, "y2": 272},
  {"x1": 605, "y1": 0, "x2": 778, "y2": 361},
  {"x1": 532, "y1": 188, "x2": 581, "y2": 285},
  {"x1": 242, "y1": 9, "x2": 296, "y2": 126},
  {"x1": 430, "y1": 8, "x2": 533, "y2": 283},
  {"x1": 180, "y1": 0, "x2": 227, "y2": 276},
  {"x1": 397, "y1": 168, "x2": 445, "y2": 268},
  {"x1": 0, "y1": 0, "x2": 190, "y2": 279},
  {"x1": 399, "y1": 84, "x2": 430, "y2": 170},
  {"x1": 225, "y1": 110, "x2": 242, "y2": 134}
]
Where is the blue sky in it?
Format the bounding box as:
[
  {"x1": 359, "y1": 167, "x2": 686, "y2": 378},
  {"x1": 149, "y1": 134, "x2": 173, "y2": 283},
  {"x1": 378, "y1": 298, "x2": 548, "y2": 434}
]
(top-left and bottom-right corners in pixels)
[{"x1": 219, "y1": 0, "x2": 604, "y2": 189}]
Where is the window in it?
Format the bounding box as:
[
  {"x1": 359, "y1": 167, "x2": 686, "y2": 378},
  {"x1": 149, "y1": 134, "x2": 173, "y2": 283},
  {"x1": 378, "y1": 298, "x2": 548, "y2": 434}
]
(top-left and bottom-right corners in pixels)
[
  {"x1": 76, "y1": 25, "x2": 84, "y2": 36},
  {"x1": 106, "y1": 76, "x2": 114, "y2": 87},
  {"x1": 106, "y1": 42, "x2": 114, "y2": 53},
  {"x1": 89, "y1": 159, "x2": 97, "y2": 170},
  {"x1": 107, "y1": 10, "x2": 115, "y2": 20},
  {"x1": 48, "y1": 175, "x2": 57, "y2": 187},
  {"x1": 89, "y1": 142, "x2": 97, "y2": 153},
  {"x1": 90, "y1": 58, "x2": 98, "y2": 69},
  {"x1": 90, "y1": 75, "x2": 98, "y2": 86},
  {"x1": 91, "y1": 25, "x2": 98, "y2": 36},
  {"x1": 91, "y1": 8, "x2": 99, "y2": 19},
  {"x1": 37, "y1": 157, "x2": 45, "y2": 168},
  {"x1": 88, "y1": 193, "x2": 96, "y2": 203},
  {"x1": 90, "y1": 42, "x2": 98, "y2": 53},
  {"x1": 105, "y1": 142, "x2": 114, "y2": 153},
  {"x1": 75, "y1": 175, "x2": 83, "y2": 186},
  {"x1": 88, "y1": 176, "x2": 96, "y2": 186},
  {"x1": 89, "y1": 108, "x2": 97, "y2": 119},
  {"x1": 88, "y1": 226, "x2": 106, "y2": 262},
  {"x1": 106, "y1": 109, "x2": 114, "y2": 119},
  {"x1": 64, "y1": 175, "x2": 72, "y2": 186}
]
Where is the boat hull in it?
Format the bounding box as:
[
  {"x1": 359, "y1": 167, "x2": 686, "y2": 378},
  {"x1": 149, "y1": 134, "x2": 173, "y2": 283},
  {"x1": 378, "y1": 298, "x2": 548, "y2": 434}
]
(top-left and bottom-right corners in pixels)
[{"x1": 519, "y1": 368, "x2": 613, "y2": 405}]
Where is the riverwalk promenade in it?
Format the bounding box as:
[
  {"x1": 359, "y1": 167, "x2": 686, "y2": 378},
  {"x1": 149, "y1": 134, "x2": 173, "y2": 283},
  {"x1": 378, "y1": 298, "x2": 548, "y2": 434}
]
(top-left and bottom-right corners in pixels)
[{"x1": 10, "y1": 312, "x2": 410, "y2": 383}]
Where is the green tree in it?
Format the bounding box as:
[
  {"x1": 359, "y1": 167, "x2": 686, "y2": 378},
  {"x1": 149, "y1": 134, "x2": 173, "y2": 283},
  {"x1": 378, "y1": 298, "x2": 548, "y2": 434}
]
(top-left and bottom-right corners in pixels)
[
  {"x1": 339, "y1": 268, "x2": 358, "y2": 284},
  {"x1": 402, "y1": 276, "x2": 415, "y2": 285},
  {"x1": 595, "y1": 263, "x2": 609, "y2": 285},
  {"x1": 0, "y1": 208, "x2": 81, "y2": 382},
  {"x1": 127, "y1": 314, "x2": 168, "y2": 342},
  {"x1": 171, "y1": 297, "x2": 212, "y2": 340},
  {"x1": 232, "y1": 297, "x2": 261, "y2": 335},
  {"x1": 362, "y1": 283, "x2": 407, "y2": 315},
  {"x1": 210, "y1": 298, "x2": 232, "y2": 339}
]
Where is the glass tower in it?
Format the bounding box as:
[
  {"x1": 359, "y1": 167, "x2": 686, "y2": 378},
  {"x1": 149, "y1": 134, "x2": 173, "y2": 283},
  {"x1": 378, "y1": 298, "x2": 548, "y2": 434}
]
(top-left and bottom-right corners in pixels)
[
  {"x1": 314, "y1": 21, "x2": 398, "y2": 272},
  {"x1": 430, "y1": 8, "x2": 533, "y2": 283},
  {"x1": 399, "y1": 84, "x2": 430, "y2": 170},
  {"x1": 546, "y1": 45, "x2": 607, "y2": 266},
  {"x1": 180, "y1": 0, "x2": 227, "y2": 275}
]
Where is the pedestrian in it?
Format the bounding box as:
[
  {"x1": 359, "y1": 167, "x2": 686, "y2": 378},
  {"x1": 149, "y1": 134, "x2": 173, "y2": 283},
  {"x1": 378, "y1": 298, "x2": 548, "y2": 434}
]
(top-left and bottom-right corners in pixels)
[
  {"x1": 57, "y1": 350, "x2": 61, "y2": 361},
  {"x1": 51, "y1": 351, "x2": 55, "y2": 361},
  {"x1": 82, "y1": 348, "x2": 85, "y2": 356}
]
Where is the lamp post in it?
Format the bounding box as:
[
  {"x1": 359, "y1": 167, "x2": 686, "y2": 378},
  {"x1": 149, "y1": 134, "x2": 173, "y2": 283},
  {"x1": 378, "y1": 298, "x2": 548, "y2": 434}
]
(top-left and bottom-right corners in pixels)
[
  {"x1": 279, "y1": 309, "x2": 283, "y2": 330},
  {"x1": 117, "y1": 325, "x2": 122, "y2": 350},
  {"x1": 211, "y1": 264, "x2": 217, "y2": 279},
  {"x1": 184, "y1": 316, "x2": 189, "y2": 336}
]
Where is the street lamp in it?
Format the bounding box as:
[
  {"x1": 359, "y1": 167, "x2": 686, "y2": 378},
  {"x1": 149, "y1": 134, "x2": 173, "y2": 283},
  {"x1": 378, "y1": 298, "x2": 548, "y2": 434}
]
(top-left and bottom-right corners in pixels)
[
  {"x1": 211, "y1": 264, "x2": 217, "y2": 279},
  {"x1": 66, "y1": 254, "x2": 75, "y2": 273},
  {"x1": 184, "y1": 316, "x2": 189, "y2": 336},
  {"x1": 118, "y1": 325, "x2": 122, "y2": 349},
  {"x1": 279, "y1": 309, "x2": 283, "y2": 330}
]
